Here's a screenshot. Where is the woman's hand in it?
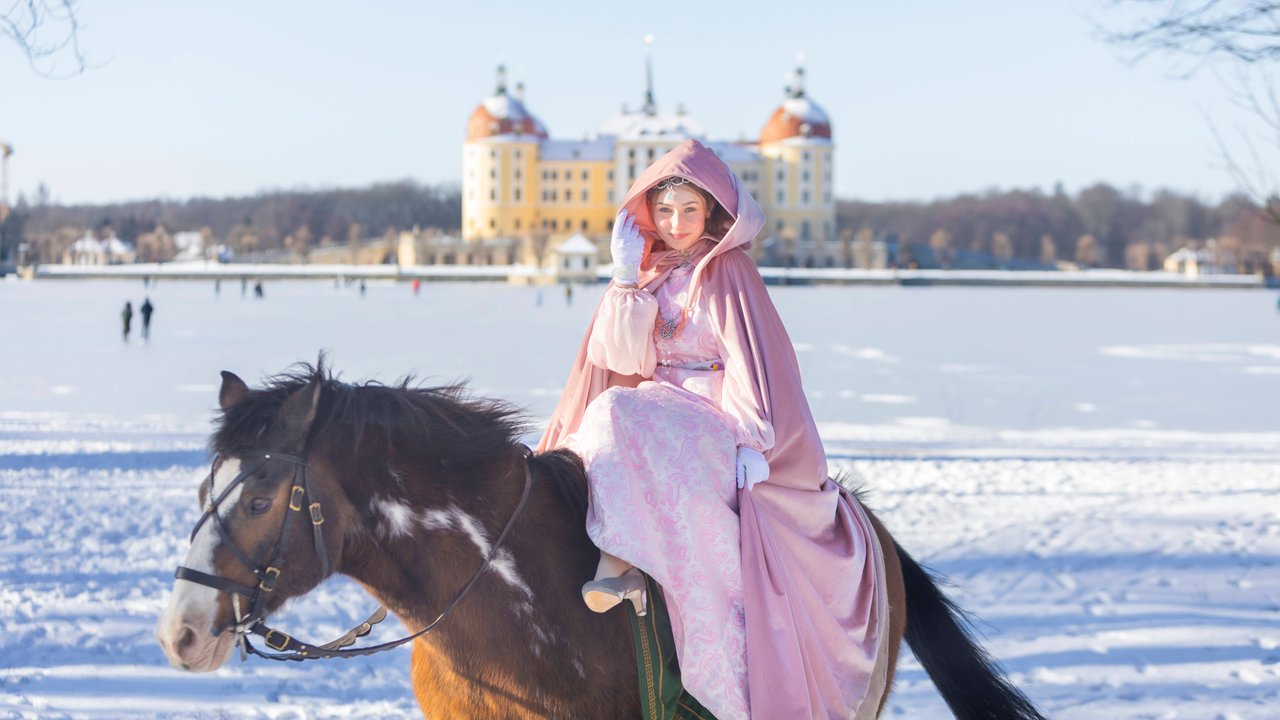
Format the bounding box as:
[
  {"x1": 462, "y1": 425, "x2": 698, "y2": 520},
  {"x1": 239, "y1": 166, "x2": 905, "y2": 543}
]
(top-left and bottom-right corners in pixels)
[
  {"x1": 735, "y1": 446, "x2": 770, "y2": 491},
  {"x1": 610, "y1": 210, "x2": 645, "y2": 286}
]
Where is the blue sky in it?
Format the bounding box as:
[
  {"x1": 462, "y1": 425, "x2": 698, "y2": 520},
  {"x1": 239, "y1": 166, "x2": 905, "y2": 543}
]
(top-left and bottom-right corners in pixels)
[{"x1": 4, "y1": 0, "x2": 1272, "y2": 205}]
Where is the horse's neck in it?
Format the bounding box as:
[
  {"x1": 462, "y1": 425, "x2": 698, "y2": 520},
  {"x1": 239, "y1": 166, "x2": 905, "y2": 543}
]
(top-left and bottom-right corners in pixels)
[
  {"x1": 340, "y1": 450, "x2": 635, "y2": 716},
  {"x1": 341, "y1": 452, "x2": 594, "y2": 647}
]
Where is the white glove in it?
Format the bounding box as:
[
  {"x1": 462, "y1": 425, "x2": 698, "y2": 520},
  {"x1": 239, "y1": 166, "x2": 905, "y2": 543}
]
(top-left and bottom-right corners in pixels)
[
  {"x1": 735, "y1": 446, "x2": 770, "y2": 491},
  {"x1": 610, "y1": 210, "x2": 645, "y2": 286}
]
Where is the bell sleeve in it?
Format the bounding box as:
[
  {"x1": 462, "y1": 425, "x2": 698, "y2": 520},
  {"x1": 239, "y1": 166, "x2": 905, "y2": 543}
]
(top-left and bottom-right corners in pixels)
[{"x1": 586, "y1": 283, "x2": 658, "y2": 377}]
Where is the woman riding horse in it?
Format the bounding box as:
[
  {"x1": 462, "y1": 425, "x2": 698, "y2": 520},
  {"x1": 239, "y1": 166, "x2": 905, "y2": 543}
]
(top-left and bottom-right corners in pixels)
[{"x1": 539, "y1": 139, "x2": 889, "y2": 720}]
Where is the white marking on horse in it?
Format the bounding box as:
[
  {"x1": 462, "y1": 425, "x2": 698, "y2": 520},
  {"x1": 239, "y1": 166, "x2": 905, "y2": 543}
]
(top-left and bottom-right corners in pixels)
[
  {"x1": 417, "y1": 505, "x2": 537, "y2": 603},
  {"x1": 386, "y1": 464, "x2": 406, "y2": 489},
  {"x1": 162, "y1": 458, "x2": 244, "y2": 637},
  {"x1": 370, "y1": 495, "x2": 415, "y2": 539}
]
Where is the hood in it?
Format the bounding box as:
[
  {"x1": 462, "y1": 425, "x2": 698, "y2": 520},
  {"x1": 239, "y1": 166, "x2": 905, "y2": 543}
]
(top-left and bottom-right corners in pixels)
[{"x1": 620, "y1": 139, "x2": 765, "y2": 274}]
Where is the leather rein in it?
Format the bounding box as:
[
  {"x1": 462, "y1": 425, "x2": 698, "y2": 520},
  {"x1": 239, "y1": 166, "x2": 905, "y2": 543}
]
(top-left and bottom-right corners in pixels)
[{"x1": 174, "y1": 445, "x2": 535, "y2": 662}]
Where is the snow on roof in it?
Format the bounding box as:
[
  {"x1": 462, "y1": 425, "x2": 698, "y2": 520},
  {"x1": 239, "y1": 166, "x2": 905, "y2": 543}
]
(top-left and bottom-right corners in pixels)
[
  {"x1": 541, "y1": 138, "x2": 614, "y2": 162},
  {"x1": 71, "y1": 233, "x2": 103, "y2": 253},
  {"x1": 777, "y1": 135, "x2": 833, "y2": 147},
  {"x1": 174, "y1": 231, "x2": 203, "y2": 252},
  {"x1": 556, "y1": 233, "x2": 598, "y2": 255},
  {"x1": 482, "y1": 94, "x2": 532, "y2": 122},
  {"x1": 705, "y1": 141, "x2": 761, "y2": 164},
  {"x1": 594, "y1": 111, "x2": 707, "y2": 140},
  {"x1": 103, "y1": 236, "x2": 134, "y2": 255},
  {"x1": 780, "y1": 96, "x2": 830, "y2": 127}
]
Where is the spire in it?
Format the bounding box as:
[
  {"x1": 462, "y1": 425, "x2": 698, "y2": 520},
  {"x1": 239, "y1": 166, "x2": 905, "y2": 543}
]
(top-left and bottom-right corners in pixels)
[
  {"x1": 642, "y1": 35, "x2": 657, "y2": 115},
  {"x1": 495, "y1": 63, "x2": 508, "y2": 95},
  {"x1": 515, "y1": 80, "x2": 525, "y2": 103},
  {"x1": 786, "y1": 52, "x2": 807, "y2": 99}
]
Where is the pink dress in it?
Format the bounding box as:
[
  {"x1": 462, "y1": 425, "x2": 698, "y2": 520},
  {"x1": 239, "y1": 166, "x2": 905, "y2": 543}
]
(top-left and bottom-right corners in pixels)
[
  {"x1": 564, "y1": 252, "x2": 763, "y2": 720},
  {"x1": 544, "y1": 139, "x2": 888, "y2": 720}
]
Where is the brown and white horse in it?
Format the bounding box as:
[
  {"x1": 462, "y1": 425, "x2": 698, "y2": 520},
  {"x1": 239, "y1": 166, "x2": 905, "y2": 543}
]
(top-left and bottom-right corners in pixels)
[{"x1": 157, "y1": 363, "x2": 1045, "y2": 719}]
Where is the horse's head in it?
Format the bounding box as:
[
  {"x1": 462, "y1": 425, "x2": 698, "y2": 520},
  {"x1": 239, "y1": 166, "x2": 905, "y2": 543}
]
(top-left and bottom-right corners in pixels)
[{"x1": 158, "y1": 368, "x2": 347, "y2": 671}]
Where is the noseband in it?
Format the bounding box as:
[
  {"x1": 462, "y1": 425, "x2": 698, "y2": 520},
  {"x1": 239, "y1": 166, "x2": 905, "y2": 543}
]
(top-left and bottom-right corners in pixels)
[{"x1": 174, "y1": 446, "x2": 534, "y2": 662}]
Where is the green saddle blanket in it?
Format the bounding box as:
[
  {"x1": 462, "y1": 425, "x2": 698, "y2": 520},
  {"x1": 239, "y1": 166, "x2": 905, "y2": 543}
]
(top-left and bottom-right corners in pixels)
[{"x1": 624, "y1": 573, "x2": 718, "y2": 720}]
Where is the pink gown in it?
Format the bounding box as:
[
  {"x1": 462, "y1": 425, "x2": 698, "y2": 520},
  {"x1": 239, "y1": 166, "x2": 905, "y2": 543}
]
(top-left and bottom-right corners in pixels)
[
  {"x1": 544, "y1": 138, "x2": 888, "y2": 720},
  {"x1": 564, "y1": 252, "x2": 756, "y2": 718}
]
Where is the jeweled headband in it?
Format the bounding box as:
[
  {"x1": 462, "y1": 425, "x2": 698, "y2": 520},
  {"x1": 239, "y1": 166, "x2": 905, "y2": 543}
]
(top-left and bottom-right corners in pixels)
[{"x1": 653, "y1": 176, "x2": 692, "y2": 191}]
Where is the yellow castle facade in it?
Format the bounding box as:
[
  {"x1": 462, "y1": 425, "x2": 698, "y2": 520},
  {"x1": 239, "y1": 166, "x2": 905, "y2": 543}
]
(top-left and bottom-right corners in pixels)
[{"x1": 462, "y1": 60, "x2": 838, "y2": 267}]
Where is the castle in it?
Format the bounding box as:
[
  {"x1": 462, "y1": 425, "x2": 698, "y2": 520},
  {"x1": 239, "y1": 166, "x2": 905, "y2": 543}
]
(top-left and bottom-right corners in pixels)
[{"x1": 454, "y1": 54, "x2": 839, "y2": 269}]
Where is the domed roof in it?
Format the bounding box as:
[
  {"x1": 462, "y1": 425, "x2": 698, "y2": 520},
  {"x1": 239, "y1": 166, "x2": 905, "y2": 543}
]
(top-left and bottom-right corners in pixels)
[
  {"x1": 759, "y1": 65, "x2": 832, "y2": 144},
  {"x1": 466, "y1": 65, "x2": 548, "y2": 141}
]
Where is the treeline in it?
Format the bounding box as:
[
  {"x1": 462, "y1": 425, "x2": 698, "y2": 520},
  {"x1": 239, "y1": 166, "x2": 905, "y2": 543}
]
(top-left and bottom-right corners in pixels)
[
  {"x1": 4, "y1": 179, "x2": 1278, "y2": 270},
  {"x1": 3, "y1": 180, "x2": 461, "y2": 264},
  {"x1": 838, "y1": 183, "x2": 1279, "y2": 271}
]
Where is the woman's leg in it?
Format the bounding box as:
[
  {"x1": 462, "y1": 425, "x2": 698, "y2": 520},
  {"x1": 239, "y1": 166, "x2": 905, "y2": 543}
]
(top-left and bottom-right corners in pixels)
[{"x1": 594, "y1": 550, "x2": 633, "y2": 581}]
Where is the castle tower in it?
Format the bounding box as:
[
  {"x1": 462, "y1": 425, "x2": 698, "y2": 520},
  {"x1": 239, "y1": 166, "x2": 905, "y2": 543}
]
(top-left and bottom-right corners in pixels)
[
  {"x1": 758, "y1": 58, "x2": 836, "y2": 267},
  {"x1": 463, "y1": 65, "x2": 546, "y2": 243}
]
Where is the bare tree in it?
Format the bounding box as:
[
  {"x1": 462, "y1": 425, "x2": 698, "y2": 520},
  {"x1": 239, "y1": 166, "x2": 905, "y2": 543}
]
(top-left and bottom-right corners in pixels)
[
  {"x1": 1101, "y1": 0, "x2": 1280, "y2": 222},
  {"x1": 2, "y1": 0, "x2": 86, "y2": 76}
]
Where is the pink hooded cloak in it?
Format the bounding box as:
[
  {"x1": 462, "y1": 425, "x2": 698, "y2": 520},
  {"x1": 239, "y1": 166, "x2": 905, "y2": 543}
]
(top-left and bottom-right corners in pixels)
[{"x1": 538, "y1": 139, "x2": 888, "y2": 720}]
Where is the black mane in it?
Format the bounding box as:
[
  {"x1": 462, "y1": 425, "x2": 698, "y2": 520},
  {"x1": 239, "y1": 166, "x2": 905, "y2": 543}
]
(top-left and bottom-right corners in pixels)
[{"x1": 212, "y1": 360, "x2": 528, "y2": 467}]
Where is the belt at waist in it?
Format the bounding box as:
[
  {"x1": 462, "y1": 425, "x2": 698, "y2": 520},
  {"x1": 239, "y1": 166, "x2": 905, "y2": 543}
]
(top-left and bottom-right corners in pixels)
[{"x1": 657, "y1": 359, "x2": 724, "y2": 371}]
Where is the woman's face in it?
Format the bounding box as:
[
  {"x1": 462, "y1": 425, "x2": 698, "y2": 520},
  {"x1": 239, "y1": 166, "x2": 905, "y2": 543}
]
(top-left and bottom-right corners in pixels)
[{"x1": 651, "y1": 184, "x2": 710, "y2": 251}]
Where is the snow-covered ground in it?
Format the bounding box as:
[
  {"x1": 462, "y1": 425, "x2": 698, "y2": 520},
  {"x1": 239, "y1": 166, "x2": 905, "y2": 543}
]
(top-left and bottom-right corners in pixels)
[{"x1": 2, "y1": 278, "x2": 1278, "y2": 718}]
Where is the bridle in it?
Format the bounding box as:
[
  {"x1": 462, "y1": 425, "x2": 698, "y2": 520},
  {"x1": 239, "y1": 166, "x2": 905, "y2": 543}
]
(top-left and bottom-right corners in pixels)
[{"x1": 174, "y1": 445, "x2": 534, "y2": 662}]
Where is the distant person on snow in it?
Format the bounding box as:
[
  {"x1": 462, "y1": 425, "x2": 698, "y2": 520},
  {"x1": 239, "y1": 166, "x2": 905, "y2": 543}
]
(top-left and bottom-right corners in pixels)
[
  {"x1": 140, "y1": 298, "x2": 155, "y2": 342},
  {"x1": 254, "y1": 280, "x2": 264, "y2": 298},
  {"x1": 121, "y1": 301, "x2": 133, "y2": 342}
]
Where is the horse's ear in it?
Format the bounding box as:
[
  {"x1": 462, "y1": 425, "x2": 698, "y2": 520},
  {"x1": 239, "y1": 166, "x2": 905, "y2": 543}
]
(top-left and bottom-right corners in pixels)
[
  {"x1": 278, "y1": 379, "x2": 322, "y2": 450},
  {"x1": 219, "y1": 371, "x2": 250, "y2": 411}
]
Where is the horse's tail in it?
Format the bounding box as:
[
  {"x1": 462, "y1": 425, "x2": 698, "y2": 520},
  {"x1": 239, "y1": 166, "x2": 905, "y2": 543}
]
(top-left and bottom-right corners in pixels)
[{"x1": 896, "y1": 541, "x2": 1047, "y2": 720}]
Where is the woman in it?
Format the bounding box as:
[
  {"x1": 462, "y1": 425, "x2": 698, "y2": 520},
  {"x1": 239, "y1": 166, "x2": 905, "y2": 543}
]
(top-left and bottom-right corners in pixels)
[{"x1": 538, "y1": 139, "x2": 888, "y2": 720}]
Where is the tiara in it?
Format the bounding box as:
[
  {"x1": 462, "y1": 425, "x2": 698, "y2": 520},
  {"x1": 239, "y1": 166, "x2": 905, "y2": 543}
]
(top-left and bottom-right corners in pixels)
[{"x1": 654, "y1": 176, "x2": 692, "y2": 191}]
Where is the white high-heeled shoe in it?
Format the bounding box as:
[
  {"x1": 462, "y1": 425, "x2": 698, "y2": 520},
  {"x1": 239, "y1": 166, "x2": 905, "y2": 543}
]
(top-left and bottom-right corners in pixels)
[{"x1": 581, "y1": 567, "x2": 648, "y2": 616}]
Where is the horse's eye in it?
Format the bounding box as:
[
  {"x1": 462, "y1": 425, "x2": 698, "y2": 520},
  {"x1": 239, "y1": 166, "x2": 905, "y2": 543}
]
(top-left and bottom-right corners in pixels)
[{"x1": 248, "y1": 497, "x2": 272, "y2": 515}]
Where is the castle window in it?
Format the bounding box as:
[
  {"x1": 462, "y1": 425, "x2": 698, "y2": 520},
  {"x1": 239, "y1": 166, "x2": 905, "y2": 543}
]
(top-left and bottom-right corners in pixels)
[
  {"x1": 515, "y1": 169, "x2": 521, "y2": 180},
  {"x1": 628, "y1": 148, "x2": 636, "y2": 160},
  {"x1": 564, "y1": 189, "x2": 572, "y2": 201},
  {"x1": 803, "y1": 151, "x2": 811, "y2": 162},
  {"x1": 551, "y1": 219, "x2": 558, "y2": 230},
  {"x1": 776, "y1": 220, "x2": 784, "y2": 232},
  {"x1": 490, "y1": 189, "x2": 496, "y2": 201},
  {"x1": 776, "y1": 169, "x2": 784, "y2": 182},
  {"x1": 551, "y1": 170, "x2": 558, "y2": 181},
  {"x1": 802, "y1": 171, "x2": 810, "y2": 181},
  {"x1": 516, "y1": 219, "x2": 522, "y2": 230},
  {"x1": 581, "y1": 189, "x2": 588, "y2": 202},
  {"x1": 514, "y1": 188, "x2": 522, "y2": 202},
  {"x1": 490, "y1": 219, "x2": 496, "y2": 229},
  {"x1": 515, "y1": 150, "x2": 522, "y2": 160},
  {"x1": 608, "y1": 190, "x2": 615, "y2": 203},
  {"x1": 803, "y1": 190, "x2": 810, "y2": 204},
  {"x1": 647, "y1": 147, "x2": 655, "y2": 161},
  {"x1": 581, "y1": 219, "x2": 588, "y2": 231},
  {"x1": 776, "y1": 190, "x2": 784, "y2": 204},
  {"x1": 802, "y1": 221, "x2": 810, "y2": 240},
  {"x1": 581, "y1": 170, "x2": 589, "y2": 181},
  {"x1": 490, "y1": 168, "x2": 496, "y2": 179},
  {"x1": 607, "y1": 170, "x2": 614, "y2": 181}
]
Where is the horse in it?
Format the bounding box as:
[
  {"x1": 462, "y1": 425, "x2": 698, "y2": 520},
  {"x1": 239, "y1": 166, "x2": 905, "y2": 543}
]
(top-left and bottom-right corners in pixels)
[{"x1": 157, "y1": 362, "x2": 1045, "y2": 720}]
